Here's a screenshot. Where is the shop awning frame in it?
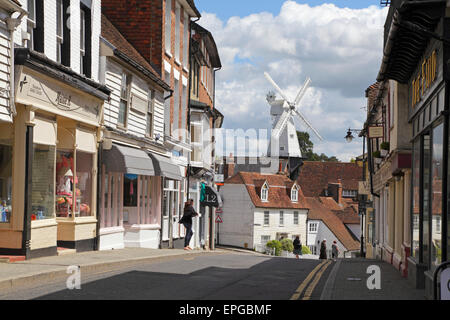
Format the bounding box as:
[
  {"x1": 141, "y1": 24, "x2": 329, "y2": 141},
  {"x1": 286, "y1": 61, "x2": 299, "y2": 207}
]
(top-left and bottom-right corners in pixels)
[
  {"x1": 148, "y1": 153, "x2": 183, "y2": 181},
  {"x1": 377, "y1": 0, "x2": 445, "y2": 83},
  {"x1": 103, "y1": 143, "x2": 155, "y2": 176}
]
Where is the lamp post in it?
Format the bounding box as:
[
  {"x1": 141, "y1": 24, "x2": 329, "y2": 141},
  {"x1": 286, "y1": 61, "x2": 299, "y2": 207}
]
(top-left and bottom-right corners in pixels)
[{"x1": 345, "y1": 128, "x2": 367, "y2": 258}]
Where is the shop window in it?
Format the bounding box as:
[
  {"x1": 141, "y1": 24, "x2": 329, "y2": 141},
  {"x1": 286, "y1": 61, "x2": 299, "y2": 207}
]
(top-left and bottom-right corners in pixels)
[
  {"x1": 124, "y1": 174, "x2": 138, "y2": 207},
  {"x1": 76, "y1": 151, "x2": 93, "y2": 217},
  {"x1": 32, "y1": 144, "x2": 56, "y2": 220},
  {"x1": 56, "y1": 150, "x2": 74, "y2": 218},
  {"x1": 0, "y1": 142, "x2": 12, "y2": 223},
  {"x1": 431, "y1": 123, "x2": 443, "y2": 268},
  {"x1": 412, "y1": 140, "x2": 420, "y2": 260},
  {"x1": 423, "y1": 134, "x2": 431, "y2": 267}
]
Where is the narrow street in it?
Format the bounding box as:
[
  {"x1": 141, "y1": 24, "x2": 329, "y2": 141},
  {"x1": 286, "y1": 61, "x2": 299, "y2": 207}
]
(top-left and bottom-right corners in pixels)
[{"x1": 0, "y1": 252, "x2": 424, "y2": 300}]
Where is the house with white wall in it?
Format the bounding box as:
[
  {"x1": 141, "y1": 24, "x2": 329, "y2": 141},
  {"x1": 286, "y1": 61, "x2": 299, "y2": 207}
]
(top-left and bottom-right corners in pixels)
[
  {"x1": 98, "y1": 14, "x2": 176, "y2": 250},
  {"x1": 218, "y1": 172, "x2": 308, "y2": 251},
  {"x1": 306, "y1": 197, "x2": 360, "y2": 258}
]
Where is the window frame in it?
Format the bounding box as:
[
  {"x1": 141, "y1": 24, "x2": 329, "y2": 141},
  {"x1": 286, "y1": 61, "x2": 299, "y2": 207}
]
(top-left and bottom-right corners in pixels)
[
  {"x1": 80, "y1": 8, "x2": 86, "y2": 73},
  {"x1": 279, "y1": 211, "x2": 284, "y2": 226},
  {"x1": 146, "y1": 90, "x2": 155, "y2": 139},
  {"x1": 27, "y1": 0, "x2": 36, "y2": 49},
  {"x1": 56, "y1": 0, "x2": 64, "y2": 63},
  {"x1": 291, "y1": 186, "x2": 298, "y2": 202},
  {"x1": 261, "y1": 182, "x2": 269, "y2": 202},
  {"x1": 294, "y1": 211, "x2": 299, "y2": 225},
  {"x1": 309, "y1": 222, "x2": 318, "y2": 233},
  {"x1": 118, "y1": 73, "x2": 132, "y2": 129},
  {"x1": 263, "y1": 211, "x2": 270, "y2": 226}
]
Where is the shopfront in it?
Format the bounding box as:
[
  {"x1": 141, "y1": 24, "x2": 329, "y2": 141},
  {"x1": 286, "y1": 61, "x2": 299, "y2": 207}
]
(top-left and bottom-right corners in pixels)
[
  {"x1": 0, "y1": 48, "x2": 110, "y2": 258},
  {"x1": 99, "y1": 142, "x2": 163, "y2": 250},
  {"x1": 408, "y1": 36, "x2": 448, "y2": 294}
]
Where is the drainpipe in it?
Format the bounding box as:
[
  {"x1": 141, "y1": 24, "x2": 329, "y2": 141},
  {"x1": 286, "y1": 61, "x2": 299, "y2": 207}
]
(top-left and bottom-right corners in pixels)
[{"x1": 6, "y1": 10, "x2": 27, "y2": 118}]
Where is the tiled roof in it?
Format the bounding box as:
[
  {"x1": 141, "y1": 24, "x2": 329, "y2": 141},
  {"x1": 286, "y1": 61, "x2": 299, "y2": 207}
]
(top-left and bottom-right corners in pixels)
[
  {"x1": 333, "y1": 206, "x2": 361, "y2": 225},
  {"x1": 225, "y1": 172, "x2": 308, "y2": 210},
  {"x1": 306, "y1": 197, "x2": 360, "y2": 251},
  {"x1": 101, "y1": 14, "x2": 166, "y2": 88},
  {"x1": 297, "y1": 162, "x2": 362, "y2": 197}
]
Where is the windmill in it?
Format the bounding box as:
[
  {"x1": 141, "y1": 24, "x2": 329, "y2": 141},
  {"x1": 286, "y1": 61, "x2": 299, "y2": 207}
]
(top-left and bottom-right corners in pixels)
[{"x1": 264, "y1": 72, "x2": 324, "y2": 179}]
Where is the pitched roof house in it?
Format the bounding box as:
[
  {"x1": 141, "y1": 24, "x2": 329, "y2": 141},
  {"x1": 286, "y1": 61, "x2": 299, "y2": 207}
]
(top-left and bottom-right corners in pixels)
[{"x1": 219, "y1": 172, "x2": 309, "y2": 251}]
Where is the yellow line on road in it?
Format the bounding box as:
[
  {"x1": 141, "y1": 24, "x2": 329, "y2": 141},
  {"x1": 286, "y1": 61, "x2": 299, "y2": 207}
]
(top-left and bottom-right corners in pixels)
[
  {"x1": 302, "y1": 260, "x2": 332, "y2": 300},
  {"x1": 290, "y1": 260, "x2": 327, "y2": 300}
]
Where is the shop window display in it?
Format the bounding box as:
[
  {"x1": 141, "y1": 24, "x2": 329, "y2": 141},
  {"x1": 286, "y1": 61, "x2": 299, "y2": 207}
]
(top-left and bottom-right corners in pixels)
[
  {"x1": 32, "y1": 144, "x2": 56, "y2": 220},
  {"x1": 76, "y1": 151, "x2": 93, "y2": 217},
  {"x1": 124, "y1": 174, "x2": 138, "y2": 207},
  {"x1": 412, "y1": 139, "x2": 420, "y2": 259},
  {"x1": 431, "y1": 123, "x2": 443, "y2": 267},
  {"x1": 56, "y1": 150, "x2": 75, "y2": 218},
  {"x1": 0, "y1": 141, "x2": 12, "y2": 223}
]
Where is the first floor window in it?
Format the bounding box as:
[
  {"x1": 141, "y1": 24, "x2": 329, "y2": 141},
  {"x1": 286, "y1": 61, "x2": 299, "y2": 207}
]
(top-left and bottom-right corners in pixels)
[
  {"x1": 294, "y1": 211, "x2": 299, "y2": 225},
  {"x1": 32, "y1": 144, "x2": 56, "y2": 220},
  {"x1": 118, "y1": 73, "x2": 131, "y2": 127},
  {"x1": 147, "y1": 90, "x2": 155, "y2": 138},
  {"x1": 279, "y1": 211, "x2": 284, "y2": 226},
  {"x1": 309, "y1": 222, "x2": 318, "y2": 233},
  {"x1": 0, "y1": 141, "x2": 12, "y2": 223},
  {"x1": 264, "y1": 211, "x2": 270, "y2": 226}
]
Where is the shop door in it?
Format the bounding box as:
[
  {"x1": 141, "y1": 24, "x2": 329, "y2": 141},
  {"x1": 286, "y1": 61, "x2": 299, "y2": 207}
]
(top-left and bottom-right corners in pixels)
[
  {"x1": 162, "y1": 190, "x2": 170, "y2": 241},
  {"x1": 172, "y1": 187, "x2": 180, "y2": 240}
]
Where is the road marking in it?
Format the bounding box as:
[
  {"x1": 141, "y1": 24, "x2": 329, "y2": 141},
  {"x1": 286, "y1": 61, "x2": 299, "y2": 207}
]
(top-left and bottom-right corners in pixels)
[
  {"x1": 290, "y1": 260, "x2": 327, "y2": 300},
  {"x1": 302, "y1": 260, "x2": 332, "y2": 300}
]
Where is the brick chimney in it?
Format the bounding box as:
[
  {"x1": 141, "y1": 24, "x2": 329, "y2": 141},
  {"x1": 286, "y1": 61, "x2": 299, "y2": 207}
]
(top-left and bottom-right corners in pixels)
[
  {"x1": 226, "y1": 153, "x2": 235, "y2": 178},
  {"x1": 328, "y1": 180, "x2": 343, "y2": 205}
]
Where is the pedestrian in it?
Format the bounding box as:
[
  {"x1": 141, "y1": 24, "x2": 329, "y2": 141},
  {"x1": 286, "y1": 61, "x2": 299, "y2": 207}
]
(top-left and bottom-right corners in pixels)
[
  {"x1": 319, "y1": 239, "x2": 327, "y2": 260},
  {"x1": 332, "y1": 241, "x2": 339, "y2": 259},
  {"x1": 180, "y1": 200, "x2": 199, "y2": 250},
  {"x1": 293, "y1": 236, "x2": 302, "y2": 259}
]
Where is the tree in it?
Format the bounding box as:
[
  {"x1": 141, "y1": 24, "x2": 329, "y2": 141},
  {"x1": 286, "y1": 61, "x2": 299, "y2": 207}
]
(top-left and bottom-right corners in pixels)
[{"x1": 297, "y1": 131, "x2": 339, "y2": 162}]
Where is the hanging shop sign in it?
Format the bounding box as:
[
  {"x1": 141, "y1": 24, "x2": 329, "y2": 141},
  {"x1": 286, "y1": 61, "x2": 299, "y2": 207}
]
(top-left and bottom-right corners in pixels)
[
  {"x1": 200, "y1": 186, "x2": 220, "y2": 207},
  {"x1": 368, "y1": 126, "x2": 384, "y2": 139},
  {"x1": 15, "y1": 67, "x2": 102, "y2": 127}
]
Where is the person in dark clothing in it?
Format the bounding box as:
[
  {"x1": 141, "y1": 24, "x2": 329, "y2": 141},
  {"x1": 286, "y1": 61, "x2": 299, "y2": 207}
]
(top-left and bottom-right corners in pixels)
[
  {"x1": 180, "y1": 200, "x2": 198, "y2": 250},
  {"x1": 319, "y1": 239, "x2": 328, "y2": 260},
  {"x1": 293, "y1": 236, "x2": 302, "y2": 259},
  {"x1": 332, "y1": 240, "x2": 339, "y2": 259}
]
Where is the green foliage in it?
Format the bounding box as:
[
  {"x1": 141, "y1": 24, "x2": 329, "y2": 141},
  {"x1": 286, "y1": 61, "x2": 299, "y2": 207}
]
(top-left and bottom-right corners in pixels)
[
  {"x1": 297, "y1": 131, "x2": 339, "y2": 162},
  {"x1": 380, "y1": 142, "x2": 390, "y2": 150},
  {"x1": 372, "y1": 150, "x2": 381, "y2": 158},
  {"x1": 281, "y1": 238, "x2": 294, "y2": 252},
  {"x1": 266, "y1": 240, "x2": 282, "y2": 256},
  {"x1": 302, "y1": 246, "x2": 312, "y2": 255}
]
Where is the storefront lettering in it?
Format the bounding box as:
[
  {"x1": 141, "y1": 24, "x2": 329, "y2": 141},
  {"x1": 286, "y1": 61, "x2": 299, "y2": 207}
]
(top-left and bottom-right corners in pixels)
[
  {"x1": 29, "y1": 83, "x2": 43, "y2": 97},
  {"x1": 56, "y1": 92, "x2": 72, "y2": 108},
  {"x1": 412, "y1": 50, "x2": 437, "y2": 108}
]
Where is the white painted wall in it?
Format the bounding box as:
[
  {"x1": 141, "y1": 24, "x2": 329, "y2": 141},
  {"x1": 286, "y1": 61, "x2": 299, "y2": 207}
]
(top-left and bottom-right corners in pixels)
[
  {"x1": 0, "y1": 12, "x2": 12, "y2": 122},
  {"x1": 253, "y1": 209, "x2": 307, "y2": 247},
  {"x1": 14, "y1": 0, "x2": 100, "y2": 80},
  {"x1": 307, "y1": 220, "x2": 350, "y2": 258},
  {"x1": 346, "y1": 224, "x2": 360, "y2": 240},
  {"x1": 218, "y1": 184, "x2": 254, "y2": 248},
  {"x1": 103, "y1": 59, "x2": 165, "y2": 143}
]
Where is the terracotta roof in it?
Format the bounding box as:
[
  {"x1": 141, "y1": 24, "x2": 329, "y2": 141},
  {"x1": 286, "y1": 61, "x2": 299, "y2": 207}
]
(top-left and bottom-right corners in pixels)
[
  {"x1": 225, "y1": 172, "x2": 308, "y2": 210},
  {"x1": 101, "y1": 14, "x2": 169, "y2": 90},
  {"x1": 333, "y1": 206, "x2": 361, "y2": 225},
  {"x1": 297, "y1": 162, "x2": 362, "y2": 197},
  {"x1": 307, "y1": 197, "x2": 360, "y2": 251}
]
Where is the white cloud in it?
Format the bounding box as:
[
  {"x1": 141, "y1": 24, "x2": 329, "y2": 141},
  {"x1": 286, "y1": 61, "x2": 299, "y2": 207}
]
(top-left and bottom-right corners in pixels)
[{"x1": 199, "y1": 1, "x2": 388, "y2": 162}]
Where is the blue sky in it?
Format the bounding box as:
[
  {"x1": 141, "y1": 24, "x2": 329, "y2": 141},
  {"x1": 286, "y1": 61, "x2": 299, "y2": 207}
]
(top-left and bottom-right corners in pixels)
[
  {"x1": 196, "y1": 1, "x2": 388, "y2": 161},
  {"x1": 195, "y1": 0, "x2": 382, "y2": 21}
]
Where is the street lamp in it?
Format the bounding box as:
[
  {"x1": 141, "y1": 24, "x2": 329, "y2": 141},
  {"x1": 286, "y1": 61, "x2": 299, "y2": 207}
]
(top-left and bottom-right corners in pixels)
[{"x1": 344, "y1": 127, "x2": 366, "y2": 258}]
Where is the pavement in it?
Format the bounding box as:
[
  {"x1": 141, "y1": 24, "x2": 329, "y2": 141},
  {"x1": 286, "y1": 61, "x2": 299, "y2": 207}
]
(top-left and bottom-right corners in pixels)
[
  {"x1": 0, "y1": 247, "x2": 225, "y2": 295},
  {"x1": 320, "y1": 258, "x2": 426, "y2": 300}
]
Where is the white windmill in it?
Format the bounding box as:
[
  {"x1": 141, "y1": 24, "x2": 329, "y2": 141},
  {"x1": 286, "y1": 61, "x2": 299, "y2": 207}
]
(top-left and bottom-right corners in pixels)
[{"x1": 264, "y1": 72, "x2": 323, "y2": 159}]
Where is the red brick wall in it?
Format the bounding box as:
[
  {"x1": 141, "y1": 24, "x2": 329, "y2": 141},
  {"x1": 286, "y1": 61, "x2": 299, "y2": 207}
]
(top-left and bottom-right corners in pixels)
[{"x1": 102, "y1": 0, "x2": 163, "y2": 75}]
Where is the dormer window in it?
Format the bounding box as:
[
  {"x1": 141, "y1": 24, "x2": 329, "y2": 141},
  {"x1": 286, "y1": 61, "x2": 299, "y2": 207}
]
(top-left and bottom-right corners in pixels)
[
  {"x1": 291, "y1": 184, "x2": 299, "y2": 202},
  {"x1": 261, "y1": 182, "x2": 269, "y2": 202}
]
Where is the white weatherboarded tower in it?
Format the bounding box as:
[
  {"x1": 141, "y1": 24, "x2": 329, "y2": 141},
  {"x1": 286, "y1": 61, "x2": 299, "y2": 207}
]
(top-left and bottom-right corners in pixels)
[{"x1": 264, "y1": 72, "x2": 323, "y2": 159}]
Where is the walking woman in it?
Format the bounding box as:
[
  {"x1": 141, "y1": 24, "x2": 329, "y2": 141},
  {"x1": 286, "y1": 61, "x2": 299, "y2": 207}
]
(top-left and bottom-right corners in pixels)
[
  {"x1": 293, "y1": 236, "x2": 302, "y2": 259},
  {"x1": 319, "y1": 239, "x2": 328, "y2": 260},
  {"x1": 180, "y1": 200, "x2": 198, "y2": 250}
]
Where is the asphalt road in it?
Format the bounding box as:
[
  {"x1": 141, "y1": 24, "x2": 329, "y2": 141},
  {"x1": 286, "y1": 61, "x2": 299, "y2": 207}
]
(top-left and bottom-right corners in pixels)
[{"x1": 1, "y1": 252, "x2": 335, "y2": 300}]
